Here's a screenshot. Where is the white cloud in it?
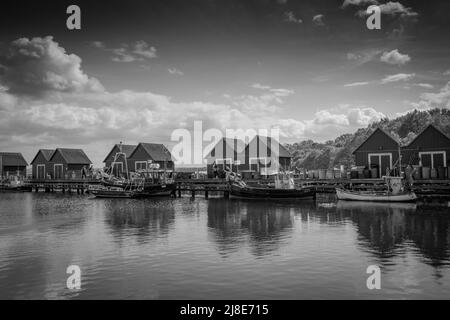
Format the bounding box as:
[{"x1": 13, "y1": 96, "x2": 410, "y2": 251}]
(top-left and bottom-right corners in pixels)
[
  {"x1": 0, "y1": 36, "x2": 104, "y2": 96},
  {"x1": 344, "y1": 81, "x2": 369, "y2": 87},
  {"x1": 381, "y1": 73, "x2": 415, "y2": 84},
  {"x1": 168, "y1": 68, "x2": 184, "y2": 76},
  {"x1": 92, "y1": 40, "x2": 157, "y2": 63},
  {"x1": 312, "y1": 14, "x2": 325, "y2": 27},
  {"x1": 380, "y1": 49, "x2": 411, "y2": 66},
  {"x1": 356, "y1": 1, "x2": 418, "y2": 18},
  {"x1": 420, "y1": 81, "x2": 450, "y2": 107},
  {"x1": 341, "y1": 0, "x2": 378, "y2": 8},
  {"x1": 443, "y1": 70, "x2": 450, "y2": 76},
  {"x1": 283, "y1": 11, "x2": 302, "y2": 23},
  {"x1": 346, "y1": 49, "x2": 383, "y2": 66},
  {"x1": 414, "y1": 83, "x2": 433, "y2": 89}
]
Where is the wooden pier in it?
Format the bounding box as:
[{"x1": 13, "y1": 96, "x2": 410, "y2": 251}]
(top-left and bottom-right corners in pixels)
[{"x1": 10, "y1": 177, "x2": 450, "y2": 199}]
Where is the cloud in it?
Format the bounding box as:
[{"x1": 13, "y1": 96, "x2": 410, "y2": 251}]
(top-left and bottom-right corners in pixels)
[
  {"x1": 344, "y1": 81, "x2": 369, "y2": 87},
  {"x1": 420, "y1": 81, "x2": 450, "y2": 107},
  {"x1": 380, "y1": 49, "x2": 411, "y2": 66},
  {"x1": 414, "y1": 83, "x2": 433, "y2": 89},
  {"x1": 168, "y1": 68, "x2": 184, "y2": 76},
  {"x1": 341, "y1": 0, "x2": 378, "y2": 8},
  {"x1": 0, "y1": 36, "x2": 104, "y2": 96},
  {"x1": 444, "y1": 70, "x2": 450, "y2": 76},
  {"x1": 283, "y1": 11, "x2": 302, "y2": 23},
  {"x1": 312, "y1": 14, "x2": 325, "y2": 27},
  {"x1": 346, "y1": 49, "x2": 383, "y2": 66},
  {"x1": 381, "y1": 73, "x2": 415, "y2": 84},
  {"x1": 92, "y1": 40, "x2": 157, "y2": 63},
  {"x1": 357, "y1": 1, "x2": 418, "y2": 18},
  {"x1": 90, "y1": 41, "x2": 105, "y2": 49}
]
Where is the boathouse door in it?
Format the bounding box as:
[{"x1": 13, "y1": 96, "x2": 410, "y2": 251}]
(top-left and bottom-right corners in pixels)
[
  {"x1": 54, "y1": 164, "x2": 63, "y2": 179},
  {"x1": 369, "y1": 153, "x2": 392, "y2": 177},
  {"x1": 37, "y1": 165, "x2": 45, "y2": 179}
]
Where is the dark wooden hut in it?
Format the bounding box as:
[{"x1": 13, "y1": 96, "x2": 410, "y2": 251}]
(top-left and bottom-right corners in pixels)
[{"x1": 30, "y1": 149, "x2": 55, "y2": 179}]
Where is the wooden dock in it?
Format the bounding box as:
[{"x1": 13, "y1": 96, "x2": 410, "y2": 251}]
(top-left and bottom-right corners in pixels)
[{"x1": 10, "y1": 178, "x2": 450, "y2": 199}]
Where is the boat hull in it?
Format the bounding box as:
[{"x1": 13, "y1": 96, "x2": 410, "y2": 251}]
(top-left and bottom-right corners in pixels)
[
  {"x1": 336, "y1": 188, "x2": 417, "y2": 202},
  {"x1": 229, "y1": 183, "x2": 315, "y2": 199},
  {"x1": 91, "y1": 183, "x2": 176, "y2": 198}
]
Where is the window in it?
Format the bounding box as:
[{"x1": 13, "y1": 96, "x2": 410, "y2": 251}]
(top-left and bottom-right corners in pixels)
[
  {"x1": 419, "y1": 151, "x2": 446, "y2": 168},
  {"x1": 135, "y1": 161, "x2": 147, "y2": 172}
]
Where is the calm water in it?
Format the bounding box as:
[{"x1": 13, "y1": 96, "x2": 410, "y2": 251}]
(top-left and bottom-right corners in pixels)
[{"x1": 0, "y1": 192, "x2": 449, "y2": 299}]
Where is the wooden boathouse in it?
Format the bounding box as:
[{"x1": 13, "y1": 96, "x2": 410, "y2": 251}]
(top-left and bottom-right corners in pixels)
[
  {"x1": 30, "y1": 149, "x2": 54, "y2": 179},
  {"x1": 48, "y1": 148, "x2": 92, "y2": 179},
  {"x1": 401, "y1": 124, "x2": 450, "y2": 179},
  {"x1": 205, "y1": 135, "x2": 292, "y2": 178},
  {"x1": 0, "y1": 152, "x2": 28, "y2": 178},
  {"x1": 352, "y1": 128, "x2": 400, "y2": 178},
  {"x1": 128, "y1": 143, "x2": 174, "y2": 172},
  {"x1": 103, "y1": 144, "x2": 137, "y2": 177}
]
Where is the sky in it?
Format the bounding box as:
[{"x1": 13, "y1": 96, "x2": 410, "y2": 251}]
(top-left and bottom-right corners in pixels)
[{"x1": 0, "y1": 0, "x2": 450, "y2": 166}]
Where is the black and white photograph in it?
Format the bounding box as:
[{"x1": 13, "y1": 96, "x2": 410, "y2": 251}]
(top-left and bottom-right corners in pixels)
[{"x1": 1, "y1": 0, "x2": 450, "y2": 305}]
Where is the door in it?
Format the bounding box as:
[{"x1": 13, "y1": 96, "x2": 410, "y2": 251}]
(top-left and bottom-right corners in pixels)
[
  {"x1": 54, "y1": 164, "x2": 63, "y2": 179},
  {"x1": 112, "y1": 162, "x2": 123, "y2": 177},
  {"x1": 380, "y1": 155, "x2": 391, "y2": 176},
  {"x1": 37, "y1": 165, "x2": 45, "y2": 179},
  {"x1": 420, "y1": 154, "x2": 432, "y2": 167},
  {"x1": 433, "y1": 153, "x2": 444, "y2": 168}
]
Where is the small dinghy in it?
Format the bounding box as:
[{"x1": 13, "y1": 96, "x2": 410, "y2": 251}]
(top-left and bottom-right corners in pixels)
[{"x1": 336, "y1": 176, "x2": 417, "y2": 203}]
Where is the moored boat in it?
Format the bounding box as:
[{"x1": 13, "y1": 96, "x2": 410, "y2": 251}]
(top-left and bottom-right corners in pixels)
[
  {"x1": 336, "y1": 188, "x2": 417, "y2": 202},
  {"x1": 336, "y1": 176, "x2": 417, "y2": 202},
  {"x1": 227, "y1": 171, "x2": 315, "y2": 199},
  {"x1": 229, "y1": 182, "x2": 315, "y2": 199}
]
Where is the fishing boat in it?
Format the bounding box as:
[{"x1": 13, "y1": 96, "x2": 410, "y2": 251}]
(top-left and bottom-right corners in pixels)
[
  {"x1": 90, "y1": 143, "x2": 175, "y2": 198},
  {"x1": 0, "y1": 175, "x2": 32, "y2": 192},
  {"x1": 336, "y1": 176, "x2": 417, "y2": 202},
  {"x1": 227, "y1": 171, "x2": 315, "y2": 199}
]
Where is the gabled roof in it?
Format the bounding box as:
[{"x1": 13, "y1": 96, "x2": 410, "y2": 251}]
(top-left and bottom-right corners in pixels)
[
  {"x1": 405, "y1": 123, "x2": 450, "y2": 148},
  {"x1": 30, "y1": 149, "x2": 55, "y2": 164},
  {"x1": 0, "y1": 152, "x2": 28, "y2": 166},
  {"x1": 50, "y1": 148, "x2": 92, "y2": 164},
  {"x1": 205, "y1": 137, "x2": 246, "y2": 158},
  {"x1": 129, "y1": 143, "x2": 173, "y2": 162},
  {"x1": 352, "y1": 127, "x2": 399, "y2": 154},
  {"x1": 103, "y1": 144, "x2": 137, "y2": 163},
  {"x1": 246, "y1": 135, "x2": 292, "y2": 158}
]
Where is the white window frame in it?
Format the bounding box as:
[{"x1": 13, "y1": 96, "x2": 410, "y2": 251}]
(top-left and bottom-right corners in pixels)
[
  {"x1": 54, "y1": 164, "x2": 64, "y2": 179},
  {"x1": 419, "y1": 151, "x2": 446, "y2": 168},
  {"x1": 368, "y1": 153, "x2": 393, "y2": 177},
  {"x1": 135, "y1": 161, "x2": 148, "y2": 172},
  {"x1": 36, "y1": 164, "x2": 45, "y2": 179},
  {"x1": 249, "y1": 157, "x2": 270, "y2": 174}
]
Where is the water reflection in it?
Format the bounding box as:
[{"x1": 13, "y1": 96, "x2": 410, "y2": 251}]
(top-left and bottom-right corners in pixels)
[
  {"x1": 102, "y1": 199, "x2": 176, "y2": 244},
  {"x1": 336, "y1": 201, "x2": 450, "y2": 267},
  {"x1": 207, "y1": 199, "x2": 311, "y2": 257}
]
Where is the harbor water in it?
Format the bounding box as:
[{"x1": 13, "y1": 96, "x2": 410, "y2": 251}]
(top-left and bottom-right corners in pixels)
[{"x1": 0, "y1": 192, "x2": 449, "y2": 299}]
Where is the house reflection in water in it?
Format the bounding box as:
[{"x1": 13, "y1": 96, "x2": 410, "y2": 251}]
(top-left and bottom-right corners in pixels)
[
  {"x1": 103, "y1": 199, "x2": 176, "y2": 245},
  {"x1": 336, "y1": 201, "x2": 450, "y2": 269},
  {"x1": 207, "y1": 199, "x2": 297, "y2": 257}
]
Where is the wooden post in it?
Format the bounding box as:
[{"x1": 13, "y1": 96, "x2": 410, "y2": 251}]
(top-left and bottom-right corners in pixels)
[
  {"x1": 224, "y1": 190, "x2": 229, "y2": 198},
  {"x1": 205, "y1": 187, "x2": 209, "y2": 199},
  {"x1": 191, "y1": 187, "x2": 195, "y2": 199}
]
